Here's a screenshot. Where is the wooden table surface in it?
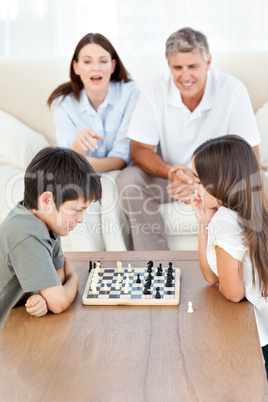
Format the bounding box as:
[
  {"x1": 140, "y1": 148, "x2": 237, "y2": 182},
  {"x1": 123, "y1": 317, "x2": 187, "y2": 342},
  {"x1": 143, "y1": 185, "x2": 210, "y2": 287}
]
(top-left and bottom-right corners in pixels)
[{"x1": 0, "y1": 251, "x2": 267, "y2": 402}]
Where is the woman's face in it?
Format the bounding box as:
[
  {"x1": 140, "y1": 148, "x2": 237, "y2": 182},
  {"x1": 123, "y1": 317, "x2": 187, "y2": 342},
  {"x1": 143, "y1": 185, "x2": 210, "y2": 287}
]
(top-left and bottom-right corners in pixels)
[{"x1": 73, "y1": 43, "x2": 116, "y2": 96}]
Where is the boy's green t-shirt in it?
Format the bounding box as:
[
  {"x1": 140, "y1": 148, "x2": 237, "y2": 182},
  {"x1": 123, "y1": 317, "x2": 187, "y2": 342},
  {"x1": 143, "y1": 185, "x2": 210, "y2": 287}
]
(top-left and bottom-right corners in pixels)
[{"x1": 0, "y1": 201, "x2": 64, "y2": 332}]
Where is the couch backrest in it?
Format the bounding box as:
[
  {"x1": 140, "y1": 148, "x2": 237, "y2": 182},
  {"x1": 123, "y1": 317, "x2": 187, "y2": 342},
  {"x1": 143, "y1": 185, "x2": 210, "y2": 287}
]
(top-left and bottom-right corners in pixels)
[{"x1": 0, "y1": 51, "x2": 267, "y2": 145}]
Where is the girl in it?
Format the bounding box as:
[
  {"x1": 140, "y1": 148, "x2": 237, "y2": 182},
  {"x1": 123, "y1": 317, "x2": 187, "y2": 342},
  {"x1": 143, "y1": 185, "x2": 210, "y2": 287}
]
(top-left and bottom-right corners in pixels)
[
  {"x1": 47, "y1": 33, "x2": 139, "y2": 251},
  {"x1": 191, "y1": 134, "x2": 268, "y2": 377}
]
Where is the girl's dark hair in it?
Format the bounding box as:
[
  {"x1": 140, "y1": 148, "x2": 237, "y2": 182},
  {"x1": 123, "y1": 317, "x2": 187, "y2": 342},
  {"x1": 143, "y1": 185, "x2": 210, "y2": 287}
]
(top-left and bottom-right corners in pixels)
[
  {"x1": 24, "y1": 147, "x2": 102, "y2": 210},
  {"x1": 47, "y1": 33, "x2": 132, "y2": 106},
  {"x1": 193, "y1": 134, "x2": 268, "y2": 297}
]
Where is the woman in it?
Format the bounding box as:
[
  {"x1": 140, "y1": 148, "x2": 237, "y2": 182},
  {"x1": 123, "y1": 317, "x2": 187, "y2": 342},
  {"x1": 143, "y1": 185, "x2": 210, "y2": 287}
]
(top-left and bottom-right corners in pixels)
[
  {"x1": 48, "y1": 32, "x2": 139, "y2": 172},
  {"x1": 48, "y1": 33, "x2": 139, "y2": 251}
]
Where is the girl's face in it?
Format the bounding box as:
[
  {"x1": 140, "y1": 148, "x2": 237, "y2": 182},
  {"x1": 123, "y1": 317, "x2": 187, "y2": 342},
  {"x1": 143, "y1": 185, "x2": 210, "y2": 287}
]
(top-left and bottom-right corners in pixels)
[
  {"x1": 192, "y1": 163, "x2": 220, "y2": 209},
  {"x1": 73, "y1": 43, "x2": 116, "y2": 96}
]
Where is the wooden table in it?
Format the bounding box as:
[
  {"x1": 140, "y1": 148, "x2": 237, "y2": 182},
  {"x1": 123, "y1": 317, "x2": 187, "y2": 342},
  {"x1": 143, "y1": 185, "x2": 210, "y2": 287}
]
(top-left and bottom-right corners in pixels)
[{"x1": 0, "y1": 251, "x2": 267, "y2": 402}]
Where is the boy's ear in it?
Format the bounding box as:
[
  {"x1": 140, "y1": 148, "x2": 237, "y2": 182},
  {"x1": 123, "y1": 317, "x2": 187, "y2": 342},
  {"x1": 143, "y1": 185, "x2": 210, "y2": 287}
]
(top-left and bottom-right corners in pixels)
[{"x1": 39, "y1": 191, "x2": 54, "y2": 209}]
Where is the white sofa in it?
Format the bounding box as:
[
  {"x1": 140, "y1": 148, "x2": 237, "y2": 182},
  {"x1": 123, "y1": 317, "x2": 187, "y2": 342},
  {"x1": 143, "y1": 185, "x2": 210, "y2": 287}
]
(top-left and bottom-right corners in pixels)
[{"x1": 1, "y1": 51, "x2": 268, "y2": 251}]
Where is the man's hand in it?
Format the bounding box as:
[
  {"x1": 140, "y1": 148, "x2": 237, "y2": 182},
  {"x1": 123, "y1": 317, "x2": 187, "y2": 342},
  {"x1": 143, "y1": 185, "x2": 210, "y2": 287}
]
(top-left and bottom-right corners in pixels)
[
  {"x1": 25, "y1": 294, "x2": 48, "y2": 317},
  {"x1": 166, "y1": 164, "x2": 195, "y2": 204},
  {"x1": 71, "y1": 128, "x2": 103, "y2": 155}
]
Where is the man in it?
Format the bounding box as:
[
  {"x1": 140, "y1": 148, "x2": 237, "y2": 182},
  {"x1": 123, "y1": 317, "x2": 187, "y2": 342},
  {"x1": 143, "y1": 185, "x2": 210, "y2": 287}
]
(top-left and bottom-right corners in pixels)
[{"x1": 116, "y1": 27, "x2": 261, "y2": 250}]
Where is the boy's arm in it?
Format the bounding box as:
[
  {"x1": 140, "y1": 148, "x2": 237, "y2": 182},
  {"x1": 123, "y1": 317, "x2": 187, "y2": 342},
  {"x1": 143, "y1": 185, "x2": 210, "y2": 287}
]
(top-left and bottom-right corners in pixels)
[
  {"x1": 39, "y1": 257, "x2": 79, "y2": 314},
  {"x1": 25, "y1": 294, "x2": 48, "y2": 317},
  {"x1": 57, "y1": 267, "x2": 65, "y2": 284}
]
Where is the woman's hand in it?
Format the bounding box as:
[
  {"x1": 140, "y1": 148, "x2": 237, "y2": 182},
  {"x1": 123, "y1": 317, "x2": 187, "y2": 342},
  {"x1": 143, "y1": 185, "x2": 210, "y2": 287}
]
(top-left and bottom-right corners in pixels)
[
  {"x1": 71, "y1": 128, "x2": 103, "y2": 155},
  {"x1": 25, "y1": 294, "x2": 48, "y2": 317}
]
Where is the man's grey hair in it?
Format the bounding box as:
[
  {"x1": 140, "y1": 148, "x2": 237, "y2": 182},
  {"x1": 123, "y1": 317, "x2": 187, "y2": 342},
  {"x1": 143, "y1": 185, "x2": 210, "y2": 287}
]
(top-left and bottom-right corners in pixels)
[{"x1": 165, "y1": 27, "x2": 211, "y2": 62}]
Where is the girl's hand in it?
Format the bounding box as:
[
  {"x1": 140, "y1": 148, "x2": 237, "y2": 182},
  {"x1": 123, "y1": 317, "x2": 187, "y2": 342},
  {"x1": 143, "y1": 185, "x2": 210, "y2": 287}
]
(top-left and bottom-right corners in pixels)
[
  {"x1": 71, "y1": 128, "x2": 103, "y2": 155},
  {"x1": 191, "y1": 192, "x2": 217, "y2": 227},
  {"x1": 25, "y1": 294, "x2": 48, "y2": 317}
]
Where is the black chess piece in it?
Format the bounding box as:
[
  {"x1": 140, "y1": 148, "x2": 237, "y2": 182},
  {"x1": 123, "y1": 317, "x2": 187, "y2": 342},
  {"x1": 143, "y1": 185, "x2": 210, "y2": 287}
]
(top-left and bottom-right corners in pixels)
[
  {"x1": 143, "y1": 287, "x2": 151, "y2": 295},
  {"x1": 165, "y1": 277, "x2": 172, "y2": 287},
  {"x1": 147, "y1": 261, "x2": 153, "y2": 269},
  {"x1": 167, "y1": 271, "x2": 174, "y2": 280},
  {"x1": 156, "y1": 266, "x2": 162, "y2": 276},
  {"x1": 146, "y1": 272, "x2": 153, "y2": 280},
  {"x1": 136, "y1": 273, "x2": 141, "y2": 284},
  {"x1": 145, "y1": 278, "x2": 151, "y2": 289},
  {"x1": 155, "y1": 287, "x2": 161, "y2": 299},
  {"x1": 89, "y1": 260, "x2": 93, "y2": 272}
]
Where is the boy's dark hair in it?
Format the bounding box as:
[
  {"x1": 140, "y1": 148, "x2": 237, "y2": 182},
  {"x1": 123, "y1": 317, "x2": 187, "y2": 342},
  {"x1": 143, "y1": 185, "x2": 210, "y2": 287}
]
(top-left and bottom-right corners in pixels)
[{"x1": 24, "y1": 147, "x2": 102, "y2": 210}]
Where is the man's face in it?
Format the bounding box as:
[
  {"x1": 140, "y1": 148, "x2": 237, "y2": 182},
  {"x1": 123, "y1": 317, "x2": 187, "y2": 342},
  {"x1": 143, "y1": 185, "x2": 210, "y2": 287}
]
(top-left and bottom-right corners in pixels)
[{"x1": 168, "y1": 51, "x2": 211, "y2": 109}]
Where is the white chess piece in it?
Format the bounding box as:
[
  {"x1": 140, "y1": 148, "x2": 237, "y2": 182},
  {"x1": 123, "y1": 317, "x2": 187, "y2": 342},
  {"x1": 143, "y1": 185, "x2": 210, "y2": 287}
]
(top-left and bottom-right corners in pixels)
[
  {"x1": 93, "y1": 272, "x2": 99, "y2": 283},
  {"x1": 124, "y1": 283, "x2": 129, "y2": 294},
  {"x1": 127, "y1": 263, "x2": 132, "y2": 273},
  {"x1": 103, "y1": 281, "x2": 109, "y2": 291},
  {"x1": 115, "y1": 281, "x2": 121, "y2": 290},
  {"x1": 117, "y1": 261, "x2": 123, "y2": 274},
  {"x1": 187, "y1": 301, "x2": 194, "y2": 313},
  {"x1": 91, "y1": 285, "x2": 98, "y2": 294}
]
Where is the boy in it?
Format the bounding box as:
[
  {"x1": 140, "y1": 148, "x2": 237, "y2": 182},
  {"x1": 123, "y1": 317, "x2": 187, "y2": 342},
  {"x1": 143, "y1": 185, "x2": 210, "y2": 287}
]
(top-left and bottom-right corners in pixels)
[{"x1": 0, "y1": 147, "x2": 101, "y2": 332}]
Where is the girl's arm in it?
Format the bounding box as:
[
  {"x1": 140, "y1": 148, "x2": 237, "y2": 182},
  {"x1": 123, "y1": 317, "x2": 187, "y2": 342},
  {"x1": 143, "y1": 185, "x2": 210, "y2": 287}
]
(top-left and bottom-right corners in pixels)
[
  {"x1": 215, "y1": 246, "x2": 245, "y2": 302},
  {"x1": 198, "y1": 223, "x2": 219, "y2": 285},
  {"x1": 191, "y1": 195, "x2": 219, "y2": 285}
]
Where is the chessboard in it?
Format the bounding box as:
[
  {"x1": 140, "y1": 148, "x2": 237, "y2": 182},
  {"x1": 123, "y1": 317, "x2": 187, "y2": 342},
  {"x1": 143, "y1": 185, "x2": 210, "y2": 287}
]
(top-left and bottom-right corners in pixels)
[{"x1": 82, "y1": 260, "x2": 181, "y2": 306}]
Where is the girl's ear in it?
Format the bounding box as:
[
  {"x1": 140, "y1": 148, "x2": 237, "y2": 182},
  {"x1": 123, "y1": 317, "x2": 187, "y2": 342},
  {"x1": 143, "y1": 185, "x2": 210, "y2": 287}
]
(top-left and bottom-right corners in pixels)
[{"x1": 39, "y1": 191, "x2": 54, "y2": 209}]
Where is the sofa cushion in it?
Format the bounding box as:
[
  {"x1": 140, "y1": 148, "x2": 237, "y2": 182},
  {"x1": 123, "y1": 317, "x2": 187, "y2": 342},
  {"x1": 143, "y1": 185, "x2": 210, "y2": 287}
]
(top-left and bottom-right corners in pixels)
[
  {"x1": 0, "y1": 110, "x2": 50, "y2": 170},
  {"x1": 0, "y1": 166, "x2": 24, "y2": 223},
  {"x1": 255, "y1": 102, "x2": 268, "y2": 169}
]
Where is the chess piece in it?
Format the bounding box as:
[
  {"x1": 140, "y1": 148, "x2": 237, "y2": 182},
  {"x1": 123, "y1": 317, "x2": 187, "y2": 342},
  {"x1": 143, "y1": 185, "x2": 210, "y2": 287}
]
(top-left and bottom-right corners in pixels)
[
  {"x1": 155, "y1": 287, "x2": 161, "y2": 299},
  {"x1": 156, "y1": 266, "x2": 162, "y2": 276},
  {"x1": 89, "y1": 261, "x2": 93, "y2": 272},
  {"x1": 136, "y1": 273, "x2": 141, "y2": 284},
  {"x1": 187, "y1": 302, "x2": 194, "y2": 313},
  {"x1": 143, "y1": 287, "x2": 151, "y2": 295},
  {"x1": 117, "y1": 261, "x2": 123, "y2": 274}
]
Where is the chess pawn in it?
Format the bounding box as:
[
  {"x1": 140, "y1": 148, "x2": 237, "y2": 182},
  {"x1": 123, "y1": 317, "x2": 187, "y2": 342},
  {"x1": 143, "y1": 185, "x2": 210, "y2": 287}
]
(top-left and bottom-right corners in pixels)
[
  {"x1": 136, "y1": 274, "x2": 141, "y2": 284},
  {"x1": 187, "y1": 302, "x2": 194, "y2": 313}
]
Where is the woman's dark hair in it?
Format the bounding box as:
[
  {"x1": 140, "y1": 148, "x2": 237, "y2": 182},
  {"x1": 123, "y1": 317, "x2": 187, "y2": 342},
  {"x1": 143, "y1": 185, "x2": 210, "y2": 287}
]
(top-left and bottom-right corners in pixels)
[
  {"x1": 24, "y1": 147, "x2": 102, "y2": 210},
  {"x1": 47, "y1": 33, "x2": 132, "y2": 106},
  {"x1": 193, "y1": 134, "x2": 268, "y2": 297}
]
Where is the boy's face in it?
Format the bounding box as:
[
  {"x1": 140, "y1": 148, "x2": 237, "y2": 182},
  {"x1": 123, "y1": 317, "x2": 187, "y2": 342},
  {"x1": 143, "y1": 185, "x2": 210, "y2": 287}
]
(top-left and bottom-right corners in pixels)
[{"x1": 44, "y1": 197, "x2": 92, "y2": 236}]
